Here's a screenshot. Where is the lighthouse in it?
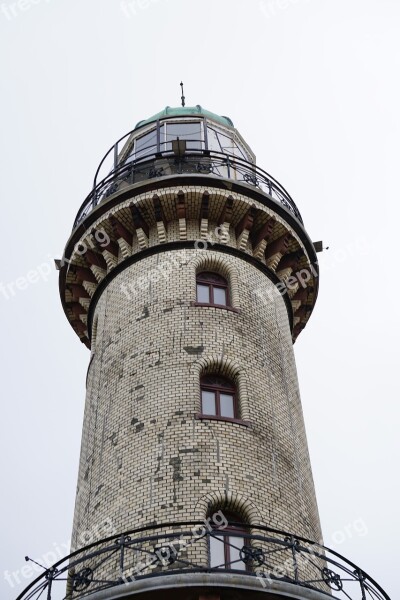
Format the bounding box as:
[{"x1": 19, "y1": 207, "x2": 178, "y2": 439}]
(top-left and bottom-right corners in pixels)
[{"x1": 18, "y1": 103, "x2": 389, "y2": 600}]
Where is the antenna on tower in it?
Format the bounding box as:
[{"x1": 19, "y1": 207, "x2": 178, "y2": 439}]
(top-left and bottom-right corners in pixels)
[
  {"x1": 25, "y1": 556, "x2": 52, "y2": 572},
  {"x1": 180, "y1": 81, "x2": 185, "y2": 107}
]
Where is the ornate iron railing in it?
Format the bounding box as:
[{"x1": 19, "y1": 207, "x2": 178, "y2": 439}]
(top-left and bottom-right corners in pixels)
[
  {"x1": 16, "y1": 522, "x2": 389, "y2": 600},
  {"x1": 73, "y1": 148, "x2": 303, "y2": 229}
]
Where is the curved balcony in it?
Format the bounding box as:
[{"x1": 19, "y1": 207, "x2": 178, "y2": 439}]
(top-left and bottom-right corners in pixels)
[
  {"x1": 73, "y1": 147, "x2": 303, "y2": 230},
  {"x1": 17, "y1": 522, "x2": 389, "y2": 600}
]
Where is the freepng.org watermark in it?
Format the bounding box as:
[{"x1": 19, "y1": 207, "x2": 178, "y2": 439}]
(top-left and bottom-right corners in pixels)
[
  {"x1": 254, "y1": 237, "x2": 369, "y2": 305},
  {"x1": 0, "y1": 228, "x2": 110, "y2": 302},
  {"x1": 120, "y1": 226, "x2": 230, "y2": 300},
  {"x1": 0, "y1": 0, "x2": 52, "y2": 21},
  {"x1": 3, "y1": 513, "x2": 368, "y2": 590},
  {"x1": 120, "y1": 509, "x2": 228, "y2": 583},
  {"x1": 120, "y1": 0, "x2": 167, "y2": 19},
  {"x1": 4, "y1": 512, "x2": 227, "y2": 590},
  {"x1": 254, "y1": 262, "x2": 318, "y2": 304},
  {"x1": 259, "y1": 0, "x2": 312, "y2": 20},
  {"x1": 3, "y1": 518, "x2": 116, "y2": 589},
  {"x1": 114, "y1": 514, "x2": 369, "y2": 587},
  {"x1": 255, "y1": 517, "x2": 368, "y2": 588}
]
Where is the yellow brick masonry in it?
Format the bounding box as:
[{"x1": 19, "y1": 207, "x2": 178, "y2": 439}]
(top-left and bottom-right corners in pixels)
[{"x1": 71, "y1": 247, "x2": 322, "y2": 553}]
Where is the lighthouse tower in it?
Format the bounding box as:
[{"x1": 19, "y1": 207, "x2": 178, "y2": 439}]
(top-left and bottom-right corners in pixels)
[{"x1": 18, "y1": 104, "x2": 390, "y2": 600}]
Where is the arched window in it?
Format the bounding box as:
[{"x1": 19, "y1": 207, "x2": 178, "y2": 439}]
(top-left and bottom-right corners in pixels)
[
  {"x1": 200, "y1": 375, "x2": 237, "y2": 419},
  {"x1": 209, "y1": 512, "x2": 249, "y2": 571},
  {"x1": 196, "y1": 272, "x2": 230, "y2": 307}
]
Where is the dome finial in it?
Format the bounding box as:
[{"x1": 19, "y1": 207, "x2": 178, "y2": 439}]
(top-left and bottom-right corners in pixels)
[{"x1": 180, "y1": 81, "x2": 185, "y2": 107}]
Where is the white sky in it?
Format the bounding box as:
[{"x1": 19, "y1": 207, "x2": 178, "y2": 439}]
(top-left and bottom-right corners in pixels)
[{"x1": 0, "y1": 0, "x2": 399, "y2": 598}]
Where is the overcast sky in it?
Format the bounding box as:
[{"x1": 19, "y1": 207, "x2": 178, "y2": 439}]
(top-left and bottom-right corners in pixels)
[{"x1": 1, "y1": 0, "x2": 399, "y2": 598}]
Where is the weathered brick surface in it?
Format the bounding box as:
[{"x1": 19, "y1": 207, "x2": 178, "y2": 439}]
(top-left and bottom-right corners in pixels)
[{"x1": 71, "y1": 246, "x2": 322, "y2": 551}]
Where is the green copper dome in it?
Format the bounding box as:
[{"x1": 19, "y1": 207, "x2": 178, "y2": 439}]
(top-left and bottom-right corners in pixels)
[{"x1": 134, "y1": 105, "x2": 234, "y2": 130}]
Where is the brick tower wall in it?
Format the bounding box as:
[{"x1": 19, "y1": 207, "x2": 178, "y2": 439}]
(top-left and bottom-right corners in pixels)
[{"x1": 71, "y1": 246, "x2": 322, "y2": 550}]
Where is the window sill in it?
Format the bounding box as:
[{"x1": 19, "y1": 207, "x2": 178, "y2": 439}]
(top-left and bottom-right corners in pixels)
[
  {"x1": 191, "y1": 302, "x2": 241, "y2": 314},
  {"x1": 195, "y1": 414, "x2": 250, "y2": 427}
]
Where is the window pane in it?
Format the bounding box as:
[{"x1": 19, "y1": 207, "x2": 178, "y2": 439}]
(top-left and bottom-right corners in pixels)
[
  {"x1": 228, "y1": 535, "x2": 246, "y2": 571},
  {"x1": 220, "y1": 394, "x2": 234, "y2": 418},
  {"x1": 217, "y1": 131, "x2": 236, "y2": 154},
  {"x1": 197, "y1": 284, "x2": 210, "y2": 303},
  {"x1": 213, "y1": 286, "x2": 227, "y2": 306},
  {"x1": 210, "y1": 535, "x2": 225, "y2": 568},
  {"x1": 164, "y1": 122, "x2": 202, "y2": 151},
  {"x1": 202, "y1": 390, "x2": 216, "y2": 415},
  {"x1": 207, "y1": 126, "x2": 236, "y2": 156},
  {"x1": 134, "y1": 129, "x2": 158, "y2": 159},
  {"x1": 232, "y1": 140, "x2": 249, "y2": 160},
  {"x1": 206, "y1": 126, "x2": 221, "y2": 152}
]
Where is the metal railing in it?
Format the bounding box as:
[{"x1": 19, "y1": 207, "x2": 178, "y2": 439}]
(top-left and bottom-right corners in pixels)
[
  {"x1": 16, "y1": 522, "x2": 389, "y2": 600},
  {"x1": 73, "y1": 147, "x2": 303, "y2": 229}
]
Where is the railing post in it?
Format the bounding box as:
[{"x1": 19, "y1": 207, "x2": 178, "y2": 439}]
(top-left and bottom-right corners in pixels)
[
  {"x1": 285, "y1": 536, "x2": 299, "y2": 584},
  {"x1": 292, "y1": 541, "x2": 299, "y2": 584},
  {"x1": 114, "y1": 143, "x2": 118, "y2": 170},
  {"x1": 118, "y1": 534, "x2": 128, "y2": 581},
  {"x1": 226, "y1": 155, "x2": 231, "y2": 179},
  {"x1": 46, "y1": 567, "x2": 56, "y2": 600},
  {"x1": 356, "y1": 568, "x2": 367, "y2": 600}
]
